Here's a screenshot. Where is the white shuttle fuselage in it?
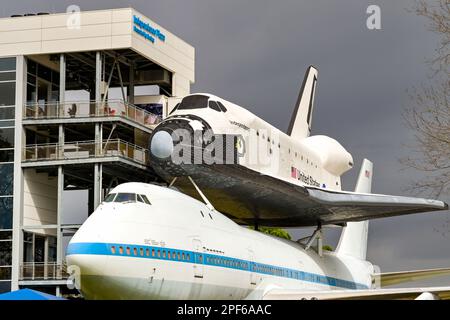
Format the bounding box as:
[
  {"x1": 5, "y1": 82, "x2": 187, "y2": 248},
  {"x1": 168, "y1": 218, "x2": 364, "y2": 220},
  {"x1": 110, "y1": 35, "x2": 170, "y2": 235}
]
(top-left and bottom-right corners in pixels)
[
  {"x1": 148, "y1": 67, "x2": 446, "y2": 228},
  {"x1": 155, "y1": 92, "x2": 353, "y2": 191},
  {"x1": 66, "y1": 182, "x2": 373, "y2": 300}
]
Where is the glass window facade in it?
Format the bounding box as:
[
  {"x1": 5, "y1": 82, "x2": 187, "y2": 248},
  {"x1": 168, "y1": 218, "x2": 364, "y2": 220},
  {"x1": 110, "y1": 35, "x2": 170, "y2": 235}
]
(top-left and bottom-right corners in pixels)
[
  {"x1": 0, "y1": 107, "x2": 15, "y2": 120},
  {"x1": 0, "y1": 149, "x2": 13, "y2": 163},
  {"x1": 0, "y1": 128, "x2": 14, "y2": 148},
  {"x1": 0, "y1": 164, "x2": 13, "y2": 195},
  {"x1": 0, "y1": 57, "x2": 16, "y2": 288},
  {"x1": 0, "y1": 58, "x2": 16, "y2": 71},
  {"x1": 0, "y1": 83, "x2": 16, "y2": 106},
  {"x1": 0, "y1": 197, "x2": 13, "y2": 230},
  {"x1": 26, "y1": 59, "x2": 59, "y2": 105}
]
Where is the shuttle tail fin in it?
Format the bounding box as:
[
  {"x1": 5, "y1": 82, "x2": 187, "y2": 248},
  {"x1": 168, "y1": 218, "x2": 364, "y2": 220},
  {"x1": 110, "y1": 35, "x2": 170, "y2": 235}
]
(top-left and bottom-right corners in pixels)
[
  {"x1": 287, "y1": 66, "x2": 318, "y2": 139},
  {"x1": 336, "y1": 159, "x2": 373, "y2": 260}
]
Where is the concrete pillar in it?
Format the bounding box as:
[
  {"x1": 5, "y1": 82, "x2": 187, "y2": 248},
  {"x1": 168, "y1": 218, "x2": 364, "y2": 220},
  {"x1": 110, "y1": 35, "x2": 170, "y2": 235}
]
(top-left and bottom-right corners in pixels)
[
  {"x1": 59, "y1": 54, "x2": 65, "y2": 117},
  {"x1": 93, "y1": 163, "x2": 102, "y2": 209},
  {"x1": 11, "y1": 55, "x2": 26, "y2": 291},
  {"x1": 99, "y1": 123, "x2": 103, "y2": 154},
  {"x1": 172, "y1": 73, "x2": 190, "y2": 97},
  {"x1": 94, "y1": 51, "x2": 103, "y2": 208},
  {"x1": 95, "y1": 51, "x2": 102, "y2": 112},
  {"x1": 95, "y1": 123, "x2": 100, "y2": 156},
  {"x1": 58, "y1": 124, "x2": 64, "y2": 159},
  {"x1": 56, "y1": 166, "x2": 63, "y2": 268},
  {"x1": 99, "y1": 163, "x2": 103, "y2": 203},
  {"x1": 98, "y1": 123, "x2": 103, "y2": 203},
  {"x1": 129, "y1": 63, "x2": 134, "y2": 105},
  {"x1": 58, "y1": 54, "x2": 65, "y2": 160}
]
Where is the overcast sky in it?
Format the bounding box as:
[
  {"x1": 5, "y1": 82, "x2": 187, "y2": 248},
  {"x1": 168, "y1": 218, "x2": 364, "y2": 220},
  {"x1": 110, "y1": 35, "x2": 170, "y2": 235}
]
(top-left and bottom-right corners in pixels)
[{"x1": 4, "y1": 0, "x2": 450, "y2": 286}]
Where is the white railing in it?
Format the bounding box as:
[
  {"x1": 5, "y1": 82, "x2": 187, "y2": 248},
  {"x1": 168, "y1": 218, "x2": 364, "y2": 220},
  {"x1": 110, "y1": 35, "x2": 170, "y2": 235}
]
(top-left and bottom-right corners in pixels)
[
  {"x1": 20, "y1": 262, "x2": 69, "y2": 281},
  {"x1": 23, "y1": 139, "x2": 148, "y2": 165},
  {"x1": 24, "y1": 99, "x2": 162, "y2": 127}
]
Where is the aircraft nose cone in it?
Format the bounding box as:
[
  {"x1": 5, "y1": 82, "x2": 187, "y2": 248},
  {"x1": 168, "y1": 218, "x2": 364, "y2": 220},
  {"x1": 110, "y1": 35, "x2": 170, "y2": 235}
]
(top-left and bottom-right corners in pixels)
[{"x1": 150, "y1": 130, "x2": 174, "y2": 159}]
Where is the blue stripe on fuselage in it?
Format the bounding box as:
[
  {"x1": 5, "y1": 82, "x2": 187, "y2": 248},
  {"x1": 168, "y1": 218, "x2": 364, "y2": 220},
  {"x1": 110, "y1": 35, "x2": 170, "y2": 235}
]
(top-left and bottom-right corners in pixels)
[{"x1": 66, "y1": 242, "x2": 368, "y2": 290}]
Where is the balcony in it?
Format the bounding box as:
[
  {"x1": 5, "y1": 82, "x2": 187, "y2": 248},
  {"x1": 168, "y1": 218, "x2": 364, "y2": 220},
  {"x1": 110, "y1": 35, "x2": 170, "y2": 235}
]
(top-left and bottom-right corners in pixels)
[
  {"x1": 23, "y1": 99, "x2": 162, "y2": 129},
  {"x1": 20, "y1": 262, "x2": 69, "y2": 282},
  {"x1": 23, "y1": 139, "x2": 149, "y2": 167}
]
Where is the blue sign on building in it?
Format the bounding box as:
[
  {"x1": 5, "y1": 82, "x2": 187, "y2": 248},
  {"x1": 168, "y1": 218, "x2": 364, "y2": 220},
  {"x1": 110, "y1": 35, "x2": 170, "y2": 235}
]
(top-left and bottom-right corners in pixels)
[{"x1": 133, "y1": 15, "x2": 166, "y2": 44}]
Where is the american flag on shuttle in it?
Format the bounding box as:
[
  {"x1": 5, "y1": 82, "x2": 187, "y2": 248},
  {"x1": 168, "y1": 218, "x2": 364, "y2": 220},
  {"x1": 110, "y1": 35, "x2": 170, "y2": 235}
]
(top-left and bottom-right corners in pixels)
[
  {"x1": 365, "y1": 170, "x2": 371, "y2": 178},
  {"x1": 291, "y1": 167, "x2": 297, "y2": 179}
]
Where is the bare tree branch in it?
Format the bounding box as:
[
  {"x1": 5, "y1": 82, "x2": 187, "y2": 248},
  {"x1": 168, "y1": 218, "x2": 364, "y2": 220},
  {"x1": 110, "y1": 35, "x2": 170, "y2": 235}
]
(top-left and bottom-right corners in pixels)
[{"x1": 402, "y1": 1, "x2": 450, "y2": 198}]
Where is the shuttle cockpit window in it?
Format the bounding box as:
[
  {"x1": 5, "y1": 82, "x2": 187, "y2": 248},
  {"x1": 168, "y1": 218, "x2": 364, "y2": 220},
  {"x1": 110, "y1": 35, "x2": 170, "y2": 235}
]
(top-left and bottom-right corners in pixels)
[
  {"x1": 208, "y1": 101, "x2": 222, "y2": 112},
  {"x1": 178, "y1": 95, "x2": 209, "y2": 110},
  {"x1": 217, "y1": 101, "x2": 227, "y2": 112}
]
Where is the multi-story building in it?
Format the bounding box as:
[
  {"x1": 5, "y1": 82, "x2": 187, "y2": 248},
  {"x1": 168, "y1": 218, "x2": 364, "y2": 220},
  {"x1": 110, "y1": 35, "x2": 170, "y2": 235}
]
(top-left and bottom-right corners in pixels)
[{"x1": 0, "y1": 7, "x2": 195, "y2": 296}]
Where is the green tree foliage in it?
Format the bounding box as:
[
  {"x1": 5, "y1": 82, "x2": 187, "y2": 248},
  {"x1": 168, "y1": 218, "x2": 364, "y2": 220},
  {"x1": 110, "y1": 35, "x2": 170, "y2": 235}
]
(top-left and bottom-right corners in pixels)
[{"x1": 249, "y1": 226, "x2": 292, "y2": 240}]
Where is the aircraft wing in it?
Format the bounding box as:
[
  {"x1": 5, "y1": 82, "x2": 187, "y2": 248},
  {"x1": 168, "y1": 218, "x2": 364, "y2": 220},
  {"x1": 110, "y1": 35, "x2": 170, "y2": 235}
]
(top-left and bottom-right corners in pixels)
[
  {"x1": 263, "y1": 287, "x2": 450, "y2": 300},
  {"x1": 373, "y1": 267, "x2": 450, "y2": 287},
  {"x1": 304, "y1": 186, "x2": 448, "y2": 225},
  {"x1": 155, "y1": 164, "x2": 448, "y2": 227}
]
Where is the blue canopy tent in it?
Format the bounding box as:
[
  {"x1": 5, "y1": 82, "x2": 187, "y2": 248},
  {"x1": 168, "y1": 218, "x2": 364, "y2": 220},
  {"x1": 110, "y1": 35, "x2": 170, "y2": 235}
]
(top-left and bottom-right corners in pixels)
[{"x1": 0, "y1": 288, "x2": 65, "y2": 300}]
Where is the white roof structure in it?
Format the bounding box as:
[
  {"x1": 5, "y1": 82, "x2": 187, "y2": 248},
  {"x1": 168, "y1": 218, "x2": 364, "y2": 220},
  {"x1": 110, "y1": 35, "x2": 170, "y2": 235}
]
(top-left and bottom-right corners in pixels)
[{"x1": 0, "y1": 7, "x2": 194, "y2": 96}]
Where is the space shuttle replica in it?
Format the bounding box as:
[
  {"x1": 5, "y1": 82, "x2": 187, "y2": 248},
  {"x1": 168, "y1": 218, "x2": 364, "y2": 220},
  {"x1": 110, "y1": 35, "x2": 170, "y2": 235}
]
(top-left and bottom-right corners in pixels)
[{"x1": 149, "y1": 66, "x2": 447, "y2": 227}]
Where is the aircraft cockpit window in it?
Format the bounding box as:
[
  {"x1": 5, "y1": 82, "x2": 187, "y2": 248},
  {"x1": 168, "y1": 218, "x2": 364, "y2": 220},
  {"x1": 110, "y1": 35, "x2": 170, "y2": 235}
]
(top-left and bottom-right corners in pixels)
[
  {"x1": 208, "y1": 101, "x2": 222, "y2": 112},
  {"x1": 137, "y1": 194, "x2": 145, "y2": 203},
  {"x1": 217, "y1": 101, "x2": 227, "y2": 112},
  {"x1": 104, "y1": 193, "x2": 117, "y2": 202},
  {"x1": 114, "y1": 193, "x2": 136, "y2": 203},
  {"x1": 137, "y1": 194, "x2": 151, "y2": 205},
  {"x1": 141, "y1": 195, "x2": 151, "y2": 205},
  {"x1": 178, "y1": 95, "x2": 209, "y2": 110}
]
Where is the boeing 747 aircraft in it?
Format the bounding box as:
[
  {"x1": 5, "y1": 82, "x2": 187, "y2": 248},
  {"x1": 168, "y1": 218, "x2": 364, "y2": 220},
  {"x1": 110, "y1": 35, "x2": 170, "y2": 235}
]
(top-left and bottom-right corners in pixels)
[
  {"x1": 66, "y1": 160, "x2": 450, "y2": 300},
  {"x1": 148, "y1": 66, "x2": 447, "y2": 227}
]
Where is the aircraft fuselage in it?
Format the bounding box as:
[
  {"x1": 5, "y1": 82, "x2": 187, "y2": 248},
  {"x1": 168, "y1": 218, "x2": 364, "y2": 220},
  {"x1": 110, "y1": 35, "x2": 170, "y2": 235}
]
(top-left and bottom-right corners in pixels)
[{"x1": 66, "y1": 183, "x2": 373, "y2": 299}]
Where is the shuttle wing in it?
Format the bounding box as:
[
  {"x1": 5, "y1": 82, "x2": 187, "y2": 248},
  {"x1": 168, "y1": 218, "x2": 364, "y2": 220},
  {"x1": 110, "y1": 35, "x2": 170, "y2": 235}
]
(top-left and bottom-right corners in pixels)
[
  {"x1": 263, "y1": 286, "x2": 450, "y2": 300},
  {"x1": 304, "y1": 186, "x2": 448, "y2": 225},
  {"x1": 154, "y1": 164, "x2": 447, "y2": 227}
]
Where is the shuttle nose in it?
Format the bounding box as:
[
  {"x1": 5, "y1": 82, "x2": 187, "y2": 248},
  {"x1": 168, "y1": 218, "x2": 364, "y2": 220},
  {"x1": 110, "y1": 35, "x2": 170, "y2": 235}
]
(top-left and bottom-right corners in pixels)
[
  {"x1": 150, "y1": 130, "x2": 174, "y2": 159},
  {"x1": 149, "y1": 116, "x2": 213, "y2": 177}
]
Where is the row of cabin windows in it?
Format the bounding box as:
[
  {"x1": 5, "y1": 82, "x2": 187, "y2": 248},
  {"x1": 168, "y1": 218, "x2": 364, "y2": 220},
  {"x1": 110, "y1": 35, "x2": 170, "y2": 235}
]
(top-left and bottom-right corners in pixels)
[
  {"x1": 256, "y1": 130, "x2": 317, "y2": 168},
  {"x1": 251, "y1": 265, "x2": 328, "y2": 283},
  {"x1": 253, "y1": 264, "x2": 284, "y2": 277},
  {"x1": 206, "y1": 256, "x2": 248, "y2": 269},
  {"x1": 104, "y1": 193, "x2": 151, "y2": 204},
  {"x1": 110, "y1": 245, "x2": 191, "y2": 261},
  {"x1": 109, "y1": 245, "x2": 330, "y2": 282}
]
